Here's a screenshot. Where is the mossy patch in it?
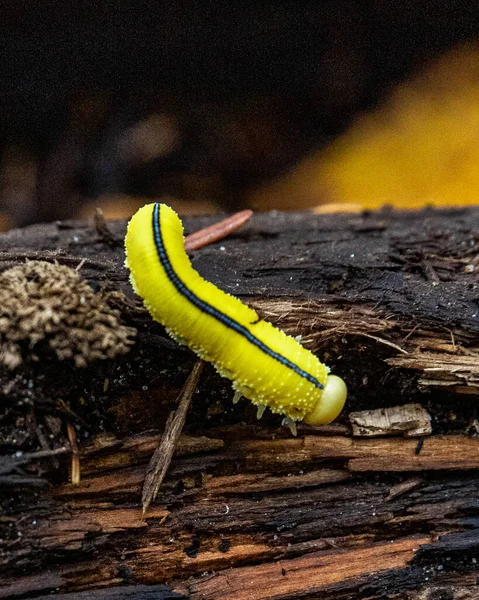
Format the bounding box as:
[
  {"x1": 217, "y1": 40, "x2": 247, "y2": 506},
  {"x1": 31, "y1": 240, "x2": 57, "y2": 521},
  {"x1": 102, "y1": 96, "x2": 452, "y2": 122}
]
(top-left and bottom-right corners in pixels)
[{"x1": 0, "y1": 260, "x2": 136, "y2": 369}]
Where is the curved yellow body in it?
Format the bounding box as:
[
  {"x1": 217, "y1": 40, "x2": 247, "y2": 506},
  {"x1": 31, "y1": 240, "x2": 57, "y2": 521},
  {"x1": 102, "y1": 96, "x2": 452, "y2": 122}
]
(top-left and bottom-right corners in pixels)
[{"x1": 125, "y1": 203, "x2": 346, "y2": 423}]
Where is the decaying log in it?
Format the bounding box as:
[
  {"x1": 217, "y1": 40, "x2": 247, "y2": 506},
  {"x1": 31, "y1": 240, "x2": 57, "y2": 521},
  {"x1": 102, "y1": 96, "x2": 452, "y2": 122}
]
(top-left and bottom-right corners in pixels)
[{"x1": 1, "y1": 207, "x2": 479, "y2": 599}]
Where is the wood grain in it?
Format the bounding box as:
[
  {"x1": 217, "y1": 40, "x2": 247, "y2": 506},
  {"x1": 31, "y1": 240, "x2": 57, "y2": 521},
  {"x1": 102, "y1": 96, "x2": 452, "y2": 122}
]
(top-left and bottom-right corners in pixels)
[{"x1": 2, "y1": 207, "x2": 479, "y2": 598}]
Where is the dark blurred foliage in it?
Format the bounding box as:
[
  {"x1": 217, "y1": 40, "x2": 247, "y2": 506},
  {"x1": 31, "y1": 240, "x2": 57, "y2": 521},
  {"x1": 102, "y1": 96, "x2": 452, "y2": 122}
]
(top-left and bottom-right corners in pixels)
[{"x1": 1, "y1": 1, "x2": 479, "y2": 225}]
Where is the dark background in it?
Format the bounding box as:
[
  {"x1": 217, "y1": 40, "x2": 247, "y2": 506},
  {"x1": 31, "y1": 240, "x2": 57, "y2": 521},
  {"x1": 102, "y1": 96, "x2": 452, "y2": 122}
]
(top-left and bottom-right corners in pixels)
[{"x1": 2, "y1": 1, "x2": 479, "y2": 225}]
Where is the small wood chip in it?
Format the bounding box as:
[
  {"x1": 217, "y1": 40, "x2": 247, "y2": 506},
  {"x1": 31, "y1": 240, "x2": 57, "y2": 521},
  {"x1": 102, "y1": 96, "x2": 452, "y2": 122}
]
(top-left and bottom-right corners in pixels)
[
  {"x1": 349, "y1": 403, "x2": 432, "y2": 438},
  {"x1": 386, "y1": 476, "x2": 424, "y2": 501},
  {"x1": 93, "y1": 207, "x2": 121, "y2": 245}
]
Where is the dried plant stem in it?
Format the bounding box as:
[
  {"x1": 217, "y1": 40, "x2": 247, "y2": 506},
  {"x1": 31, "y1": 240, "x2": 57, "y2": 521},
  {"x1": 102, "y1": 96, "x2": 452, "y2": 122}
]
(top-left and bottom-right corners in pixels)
[
  {"x1": 67, "y1": 422, "x2": 80, "y2": 485},
  {"x1": 142, "y1": 360, "x2": 204, "y2": 514},
  {"x1": 184, "y1": 209, "x2": 253, "y2": 251}
]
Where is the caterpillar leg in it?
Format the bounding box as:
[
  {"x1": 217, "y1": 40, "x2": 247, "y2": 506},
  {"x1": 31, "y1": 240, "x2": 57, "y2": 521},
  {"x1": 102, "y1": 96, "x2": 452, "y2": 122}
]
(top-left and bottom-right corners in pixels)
[
  {"x1": 256, "y1": 404, "x2": 267, "y2": 419},
  {"x1": 303, "y1": 375, "x2": 347, "y2": 425},
  {"x1": 282, "y1": 417, "x2": 298, "y2": 437}
]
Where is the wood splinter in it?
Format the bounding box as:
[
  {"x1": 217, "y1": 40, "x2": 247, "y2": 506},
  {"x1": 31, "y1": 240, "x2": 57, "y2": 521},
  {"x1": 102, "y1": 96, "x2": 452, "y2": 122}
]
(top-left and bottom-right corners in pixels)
[
  {"x1": 184, "y1": 209, "x2": 253, "y2": 251},
  {"x1": 93, "y1": 207, "x2": 121, "y2": 245},
  {"x1": 66, "y1": 422, "x2": 80, "y2": 485},
  {"x1": 142, "y1": 360, "x2": 204, "y2": 514}
]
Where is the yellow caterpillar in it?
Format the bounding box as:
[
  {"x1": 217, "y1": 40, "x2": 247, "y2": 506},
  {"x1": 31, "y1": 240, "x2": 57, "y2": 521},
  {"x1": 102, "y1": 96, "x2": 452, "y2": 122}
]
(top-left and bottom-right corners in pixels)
[{"x1": 125, "y1": 203, "x2": 346, "y2": 429}]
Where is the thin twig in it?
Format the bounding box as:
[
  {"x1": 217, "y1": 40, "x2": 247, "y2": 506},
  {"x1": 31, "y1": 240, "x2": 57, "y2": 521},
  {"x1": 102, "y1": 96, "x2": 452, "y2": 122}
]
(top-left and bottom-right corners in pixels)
[
  {"x1": 28, "y1": 446, "x2": 69, "y2": 459},
  {"x1": 93, "y1": 207, "x2": 121, "y2": 245},
  {"x1": 67, "y1": 422, "x2": 80, "y2": 485},
  {"x1": 142, "y1": 360, "x2": 204, "y2": 514},
  {"x1": 75, "y1": 258, "x2": 86, "y2": 271},
  {"x1": 0, "y1": 446, "x2": 70, "y2": 475},
  {"x1": 357, "y1": 332, "x2": 409, "y2": 354},
  {"x1": 184, "y1": 209, "x2": 253, "y2": 251}
]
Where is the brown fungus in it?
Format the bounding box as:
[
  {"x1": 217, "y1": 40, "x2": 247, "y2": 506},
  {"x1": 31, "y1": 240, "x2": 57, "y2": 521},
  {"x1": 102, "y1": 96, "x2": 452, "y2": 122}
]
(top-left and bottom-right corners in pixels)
[{"x1": 0, "y1": 260, "x2": 136, "y2": 369}]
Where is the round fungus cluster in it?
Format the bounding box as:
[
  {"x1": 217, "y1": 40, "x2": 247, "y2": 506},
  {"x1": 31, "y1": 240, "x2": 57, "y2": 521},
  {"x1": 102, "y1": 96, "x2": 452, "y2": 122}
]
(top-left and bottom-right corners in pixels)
[{"x1": 0, "y1": 260, "x2": 136, "y2": 369}]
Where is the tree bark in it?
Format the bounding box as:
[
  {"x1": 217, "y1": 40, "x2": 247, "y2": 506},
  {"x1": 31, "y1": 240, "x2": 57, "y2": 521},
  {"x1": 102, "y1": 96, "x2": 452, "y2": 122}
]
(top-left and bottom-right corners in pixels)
[{"x1": 1, "y1": 207, "x2": 479, "y2": 599}]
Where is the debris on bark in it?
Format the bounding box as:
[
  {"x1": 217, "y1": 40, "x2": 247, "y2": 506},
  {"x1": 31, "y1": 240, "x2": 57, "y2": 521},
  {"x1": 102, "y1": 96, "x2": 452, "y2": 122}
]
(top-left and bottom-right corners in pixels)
[
  {"x1": 349, "y1": 403, "x2": 432, "y2": 437},
  {"x1": 0, "y1": 260, "x2": 135, "y2": 369}
]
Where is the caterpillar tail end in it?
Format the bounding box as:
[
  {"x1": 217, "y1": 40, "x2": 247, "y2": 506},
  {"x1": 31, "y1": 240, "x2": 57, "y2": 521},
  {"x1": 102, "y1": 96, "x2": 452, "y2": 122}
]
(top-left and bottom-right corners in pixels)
[{"x1": 303, "y1": 375, "x2": 347, "y2": 425}]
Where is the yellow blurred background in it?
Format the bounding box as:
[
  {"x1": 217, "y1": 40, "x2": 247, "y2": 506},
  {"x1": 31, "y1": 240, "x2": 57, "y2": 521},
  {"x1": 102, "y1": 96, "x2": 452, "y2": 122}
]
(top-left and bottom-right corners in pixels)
[
  {"x1": 248, "y1": 43, "x2": 479, "y2": 212},
  {"x1": 2, "y1": 3, "x2": 479, "y2": 230}
]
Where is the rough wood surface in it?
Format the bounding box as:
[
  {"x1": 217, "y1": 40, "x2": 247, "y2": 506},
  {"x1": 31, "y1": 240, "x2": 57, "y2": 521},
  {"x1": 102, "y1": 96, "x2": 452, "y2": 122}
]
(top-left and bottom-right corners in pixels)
[
  {"x1": 1, "y1": 207, "x2": 479, "y2": 599},
  {"x1": 349, "y1": 403, "x2": 432, "y2": 437}
]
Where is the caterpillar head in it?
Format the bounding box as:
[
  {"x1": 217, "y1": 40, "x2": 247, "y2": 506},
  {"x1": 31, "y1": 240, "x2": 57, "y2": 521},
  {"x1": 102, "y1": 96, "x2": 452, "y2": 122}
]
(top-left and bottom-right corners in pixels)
[{"x1": 303, "y1": 375, "x2": 347, "y2": 425}]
